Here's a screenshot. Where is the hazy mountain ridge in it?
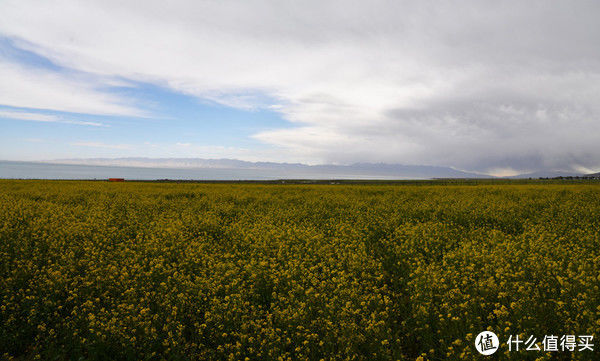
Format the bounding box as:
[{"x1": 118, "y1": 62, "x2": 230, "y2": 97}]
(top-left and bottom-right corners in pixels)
[
  {"x1": 508, "y1": 170, "x2": 585, "y2": 179},
  {"x1": 46, "y1": 158, "x2": 489, "y2": 178},
  {"x1": 39, "y1": 158, "x2": 595, "y2": 179}
]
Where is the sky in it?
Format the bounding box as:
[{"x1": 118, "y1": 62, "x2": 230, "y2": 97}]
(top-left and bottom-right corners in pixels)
[{"x1": 0, "y1": 0, "x2": 599, "y2": 176}]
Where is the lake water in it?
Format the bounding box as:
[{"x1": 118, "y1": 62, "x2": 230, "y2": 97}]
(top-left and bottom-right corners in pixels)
[{"x1": 0, "y1": 161, "x2": 409, "y2": 180}]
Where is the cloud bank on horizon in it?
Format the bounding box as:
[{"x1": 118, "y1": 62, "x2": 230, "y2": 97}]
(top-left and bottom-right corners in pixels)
[{"x1": 0, "y1": 0, "x2": 599, "y2": 175}]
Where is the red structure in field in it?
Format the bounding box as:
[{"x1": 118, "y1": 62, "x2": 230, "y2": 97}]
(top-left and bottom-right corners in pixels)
[{"x1": 108, "y1": 178, "x2": 125, "y2": 182}]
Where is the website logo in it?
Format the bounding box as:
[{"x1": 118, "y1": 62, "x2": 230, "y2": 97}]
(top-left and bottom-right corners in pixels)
[{"x1": 475, "y1": 331, "x2": 499, "y2": 355}]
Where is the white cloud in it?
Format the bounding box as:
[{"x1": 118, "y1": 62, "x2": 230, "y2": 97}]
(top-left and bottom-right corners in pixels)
[
  {"x1": 0, "y1": 110, "x2": 106, "y2": 126},
  {"x1": 1, "y1": 0, "x2": 600, "y2": 172},
  {"x1": 0, "y1": 110, "x2": 59, "y2": 122},
  {"x1": 0, "y1": 59, "x2": 143, "y2": 117}
]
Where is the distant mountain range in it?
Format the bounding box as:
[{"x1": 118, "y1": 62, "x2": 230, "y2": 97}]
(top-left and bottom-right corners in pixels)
[
  {"x1": 46, "y1": 158, "x2": 489, "y2": 179},
  {"x1": 35, "y1": 158, "x2": 597, "y2": 179},
  {"x1": 508, "y1": 170, "x2": 585, "y2": 178}
]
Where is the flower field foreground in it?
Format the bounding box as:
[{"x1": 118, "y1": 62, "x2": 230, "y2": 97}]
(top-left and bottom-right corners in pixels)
[{"x1": 1, "y1": 180, "x2": 599, "y2": 360}]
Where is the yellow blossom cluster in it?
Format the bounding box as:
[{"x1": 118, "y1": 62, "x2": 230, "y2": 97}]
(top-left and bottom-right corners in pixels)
[{"x1": 0, "y1": 180, "x2": 598, "y2": 360}]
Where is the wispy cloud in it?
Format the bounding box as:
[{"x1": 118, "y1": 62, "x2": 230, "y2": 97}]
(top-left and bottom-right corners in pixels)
[
  {"x1": 0, "y1": 58, "x2": 144, "y2": 117},
  {"x1": 24, "y1": 137, "x2": 43, "y2": 143},
  {"x1": 0, "y1": 110, "x2": 106, "y2": 126},
  {"x1": 71, "y1": 141, "x2": 132, "y2": 149}
]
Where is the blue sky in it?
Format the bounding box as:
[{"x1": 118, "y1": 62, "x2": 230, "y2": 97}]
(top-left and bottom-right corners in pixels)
[
  {"x1": 1, "y1": 1, "x2": 599, "y2": 175},
  {"x1": 0, "y1": 37, "x2": 291, "y2": 162}
]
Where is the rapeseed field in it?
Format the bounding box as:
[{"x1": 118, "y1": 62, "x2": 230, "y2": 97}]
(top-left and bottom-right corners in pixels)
[{"x1": 0, "y1": 180, "x2": 598, "y2": 360}]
